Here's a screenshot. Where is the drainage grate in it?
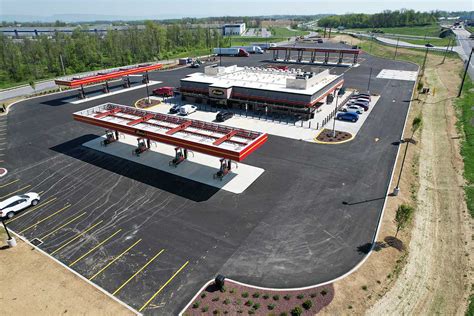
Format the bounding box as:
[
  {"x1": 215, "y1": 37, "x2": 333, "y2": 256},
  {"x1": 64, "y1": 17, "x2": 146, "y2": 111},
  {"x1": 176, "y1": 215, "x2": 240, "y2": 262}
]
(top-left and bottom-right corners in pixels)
[{"x1": 30, "y1": 238, "x2": 43, "y2": 246}]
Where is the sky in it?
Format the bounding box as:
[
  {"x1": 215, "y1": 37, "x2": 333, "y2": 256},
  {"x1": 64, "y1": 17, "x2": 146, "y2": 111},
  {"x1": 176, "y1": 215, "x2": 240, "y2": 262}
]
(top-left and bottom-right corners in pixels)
[{"x1": 1, "y1": 0, "x2": 472, "y2": 21}]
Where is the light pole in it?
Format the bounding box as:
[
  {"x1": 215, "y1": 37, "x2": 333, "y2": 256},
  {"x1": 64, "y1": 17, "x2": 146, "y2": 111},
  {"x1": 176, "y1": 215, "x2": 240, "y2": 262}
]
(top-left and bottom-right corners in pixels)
[
  {"x1": 458, "y1": 48, "x2": 473, "y2": 97},
  {"x1": 2, "y1": 220, "x2": 16, "y2": 247},
  {"x1": 331, "y1": 89, "x2": 340, "y2": 137},
  {"x1": 442, "y1": 37, "x2": 452, "y2": 64},
  {"x1": 144, "y1": 71, "x2": 150, "y2": 104}
]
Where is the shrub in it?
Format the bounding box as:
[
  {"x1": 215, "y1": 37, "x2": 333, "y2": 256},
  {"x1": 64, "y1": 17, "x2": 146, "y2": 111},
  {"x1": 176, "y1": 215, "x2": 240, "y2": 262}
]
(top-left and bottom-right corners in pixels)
[
  {"x1": 252, "y1": 292, "x2": 260, "y2": 298},
  {"x1": 310, "y1": 293, "x2": 317, "y2": 298},
  {"x1": 213, "y1": 310, "x2": 220, "y2": 315},
  {"x1": 224, "y1": 311, "x2": 228, "y2": 315},
  {"x1": 273, "y1": 294, "x2": 280, "y2": 301},
  {"x1": 348, "y1": 305, "x2": 353, "y2": 309},
  {"x1": 268, "y1": 303, "x2": 276, "y2": 310},
  {"x1": 192, "y1": 301, "x2": 200, "y2": 309},
  {"x1": 253, "y1": 303, "x2": 261, "y2": 310},
  {"x1": 248, "y1": 310, "x2": 255, "y2": 315},
  {"x1": 297, "y1": 294, "x2": 304, "y2": 299},
  {"x1": 242, "y1": 292, "x2": 249, "y2": 298},
  {"x1": 291, "y1": 306, "x2": 303, "y2": 316},
  {"x1": 280, "y1": 313, "x2": 288, "y2": 316},
  {"x1": 284, "y1": 294, "x2": 291, "y2": 300},
  {"x1": 362, "y1": 285, "x2": 368, "y2": 291},
  {"x1": 212, "y1": 297, "x2": 219, "y2": 302},
  {"x1": 220, "y1": 286, "x2": 227, "y2": 293},
  {"x1": 237, "y1": 310, "x2": 243, "y2": 314},
  {"x1": 201, "y1": 293, "x2": 207, "y2": 298},
  {"x1": 245, "y1": 300, "x2": 254, "y2": 306},
  {"x1": 230, "y1": 288, "x2": 235, "y2": 294},
  {"x1": 320, "y1": 290, "x2": 327, "y2": 296},
  {"x1": 302, "y1": 300, "x2": 313, "y2": 310},
  {"x1": 236, "y1": 299, "x2": 242, "y2": 305},
  {"x1": 201, "y1": 306, "x2": 209, "y2": 312},
  {"x1": 223, "y1": 299, "x2": 231, "y2": 305},
  {"x1": 263, "y1": 293, "x2": 270, "y2": 299}
]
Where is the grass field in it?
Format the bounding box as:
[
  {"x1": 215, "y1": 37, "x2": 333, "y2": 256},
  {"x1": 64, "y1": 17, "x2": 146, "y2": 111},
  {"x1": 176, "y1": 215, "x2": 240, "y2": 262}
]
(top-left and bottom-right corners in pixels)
[
  {"x1": 455, "y1": 77, "x2": 474, "y2": 218},
  {"x1": 349, "y1": 25, "x2": 443, "y2": 37},
  {"x1": 401, "y1": 37, "x2": 454, "y2": 47},
  {"x1": 226, "y1": 36, "x2": 287, "y2": 47},
  {"x1": 466, "y1": 26, "x2": 474, "y2": 34},
  {"x1": 268, "y1": 27, "x2": 309, "y2": 37}
]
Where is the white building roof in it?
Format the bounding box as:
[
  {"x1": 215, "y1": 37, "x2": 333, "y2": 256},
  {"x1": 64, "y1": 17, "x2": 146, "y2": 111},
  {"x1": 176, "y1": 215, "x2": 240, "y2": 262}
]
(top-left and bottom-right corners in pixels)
[{"x1": 181, "y1": 66, "x2": 342, "y2": 96}]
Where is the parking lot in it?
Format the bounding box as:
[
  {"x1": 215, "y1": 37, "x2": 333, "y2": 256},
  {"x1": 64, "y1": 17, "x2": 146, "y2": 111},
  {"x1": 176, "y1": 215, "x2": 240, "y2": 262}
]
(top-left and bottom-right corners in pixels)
[{"x1": 0, "y1": 47, "x2": 417, "y2": 314}]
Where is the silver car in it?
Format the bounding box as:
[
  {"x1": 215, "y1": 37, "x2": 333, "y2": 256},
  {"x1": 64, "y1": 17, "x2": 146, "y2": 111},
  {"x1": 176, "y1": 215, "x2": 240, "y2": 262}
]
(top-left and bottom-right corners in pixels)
[{"x1": 343, "y1": 105, "x2": 364, "y2": 114}]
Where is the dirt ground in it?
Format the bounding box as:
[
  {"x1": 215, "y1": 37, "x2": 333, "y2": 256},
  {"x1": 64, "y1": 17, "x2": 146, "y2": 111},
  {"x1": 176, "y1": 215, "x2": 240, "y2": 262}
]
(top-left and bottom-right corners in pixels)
[
  {"x1": 319, "y1": 40, "x2": 472, "y2": 315},
  {"x1": 0, "y1": 236, "x2": 133, "y2": 315}
]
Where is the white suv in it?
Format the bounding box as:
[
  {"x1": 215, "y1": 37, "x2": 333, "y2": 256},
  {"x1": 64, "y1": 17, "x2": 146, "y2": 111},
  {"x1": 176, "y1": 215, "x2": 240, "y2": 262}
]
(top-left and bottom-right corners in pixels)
[{"x1": 0, "y1": 193, "x2": 40, "y2": 219}]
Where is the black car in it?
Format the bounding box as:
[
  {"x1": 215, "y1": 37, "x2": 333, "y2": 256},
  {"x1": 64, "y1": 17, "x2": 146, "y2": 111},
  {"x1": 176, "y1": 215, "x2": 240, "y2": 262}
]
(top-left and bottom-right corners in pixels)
[{"x1": 216, "y1": 111, "x2": 234, "y2": 122}]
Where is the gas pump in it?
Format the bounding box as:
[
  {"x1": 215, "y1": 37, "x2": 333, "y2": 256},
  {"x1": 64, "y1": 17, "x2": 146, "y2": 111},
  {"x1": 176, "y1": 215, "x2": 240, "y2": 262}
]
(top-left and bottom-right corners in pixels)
[
  {"x1": 169, "y1": 147, "x2": 192, "y2": 167},
  {"x1": 213, "y1": 158, "x2": 237, "y2": 181},
  {"x1": 100, "y1": 130, "x2": 118, "y2": 146},
  {"x1": 132, "y1": 138, "x2": 150, "y2": 156}
]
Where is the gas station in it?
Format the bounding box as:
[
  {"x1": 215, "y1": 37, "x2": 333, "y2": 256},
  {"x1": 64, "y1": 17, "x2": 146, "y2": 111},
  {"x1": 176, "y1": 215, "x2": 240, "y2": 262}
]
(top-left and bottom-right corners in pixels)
[
  {"x1": 55, "y1": 63, "x2": 163, "y2": 99},
  {"x1": 73, "y1": 103, "x2": 268, "y2": 193}
]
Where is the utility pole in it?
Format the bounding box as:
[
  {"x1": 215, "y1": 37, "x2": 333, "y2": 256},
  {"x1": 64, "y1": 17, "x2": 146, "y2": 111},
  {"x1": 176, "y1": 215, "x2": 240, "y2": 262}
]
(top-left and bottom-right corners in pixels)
[
  {"x1": 369, "y1": 35, "x2": 374, "y2": 54},
  {"x1": 394, "y1": 37, "x2": 400, "y2": 59},
  {"x1": 458, "y1": 48, "x2": 473, "y2": 97},
  {"x1": 442, "y1": 37, "x2": 452, "y2": 64},
  {"x1": 59, "y1": 54, "x2": 66, "y2": 76},
  {"x1": 421, "y1": 45, "x2": 430, "y2": 76},
  {"x1": 367, "y1": 67, "x2": 373, "y2": 93}
]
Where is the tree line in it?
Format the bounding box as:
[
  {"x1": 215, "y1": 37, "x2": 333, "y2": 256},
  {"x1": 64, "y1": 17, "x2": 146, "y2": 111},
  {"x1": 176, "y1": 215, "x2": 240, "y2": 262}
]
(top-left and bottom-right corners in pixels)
[
  {"x1": 0, "y1": 21, "x2": 229, "y2": 86},
  {"x1": 318, "y1": 10, "x2": 440, "y2": 28}
]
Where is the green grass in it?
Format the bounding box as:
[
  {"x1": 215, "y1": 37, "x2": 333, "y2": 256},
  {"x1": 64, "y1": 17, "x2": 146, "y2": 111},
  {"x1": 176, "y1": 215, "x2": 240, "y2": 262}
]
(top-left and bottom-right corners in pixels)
[
  {"x1": 402, "y1": 37, "x2": 454, "y2": 47},
  {"x1": 455, "y1": 77, "x2": 474, "y2": 218},
  {"x1": 466, "y1": 26, "x2": 474, "y2": 34},
  {"x1": 467, "y1": 294, "x2": 474, "y2": 316},
  {"x1": 226, "y1": 36, "x2": 287, "y2": 47},
  {"x1": 268, "y1": 27, "x2": 309, "y2": 37},
  {"x1": 171, "y1": 48, "x2": 214, "y2": 58},
  {"x1": 349, "y1": 24, "x2": 443, "y2": 37}
]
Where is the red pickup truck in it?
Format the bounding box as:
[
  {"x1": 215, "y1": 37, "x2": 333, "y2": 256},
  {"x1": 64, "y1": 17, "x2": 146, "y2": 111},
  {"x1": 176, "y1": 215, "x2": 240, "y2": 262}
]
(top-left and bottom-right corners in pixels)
[{"x1": 153, "y1": 86, "x2": 174, "y2": 97}]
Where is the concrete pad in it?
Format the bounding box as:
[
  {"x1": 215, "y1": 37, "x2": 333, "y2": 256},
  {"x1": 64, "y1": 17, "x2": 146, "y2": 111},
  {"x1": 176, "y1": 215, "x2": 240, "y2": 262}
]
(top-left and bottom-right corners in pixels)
[
  {"x1": 376, "y1": 69, "x2": 417, "y2": 81},
  {"x1": 70, "y1": 81, "x2": 162, "y2": 104},
  {"x1": 83, "y1": 134, "x2": 264, "y2": 194}
]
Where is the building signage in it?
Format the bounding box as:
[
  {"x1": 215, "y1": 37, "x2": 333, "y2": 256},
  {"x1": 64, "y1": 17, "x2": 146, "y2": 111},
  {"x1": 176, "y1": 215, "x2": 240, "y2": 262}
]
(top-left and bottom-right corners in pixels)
[{"x1": 212, "y1": 89, "x2": 225, "y2": 96}]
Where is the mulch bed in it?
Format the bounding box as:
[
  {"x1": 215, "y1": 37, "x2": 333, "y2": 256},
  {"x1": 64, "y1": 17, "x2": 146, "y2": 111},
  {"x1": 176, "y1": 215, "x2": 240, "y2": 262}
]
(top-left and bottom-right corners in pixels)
[
  {"x1": 136, "y1": 98, "x2": 161, "y2": 109},
  {"x1": 184, "y1": 280, "x2": 334, "y2": 315},
  {"x1": 316, "y1": 129, "x2": 353, "y2": 143}
]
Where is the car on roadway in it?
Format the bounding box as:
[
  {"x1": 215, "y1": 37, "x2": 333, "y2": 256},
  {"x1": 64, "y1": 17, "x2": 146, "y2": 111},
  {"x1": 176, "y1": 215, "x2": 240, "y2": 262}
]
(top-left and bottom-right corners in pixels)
[
  {"x1": 342, "y1": 105, "x2": 364, "y2": 114},
  {"x1": 216, "y1": 111, "x2": 234, "y2": 122},
  {"x1": 153, "y1": 86, "x2": 174, "y2": 97},
  {"x1": 0, "y1": 193, "x2": 41, "y2": 219},
  {"x1": 336, "y1": 112, "x2": 359, "y2": 122},
  {"x1": 179, "y1": 104, "x2": 197, "y2": 116},
  {"x1": 169, "y1": 104, "x2": 181, "y2": 114}
]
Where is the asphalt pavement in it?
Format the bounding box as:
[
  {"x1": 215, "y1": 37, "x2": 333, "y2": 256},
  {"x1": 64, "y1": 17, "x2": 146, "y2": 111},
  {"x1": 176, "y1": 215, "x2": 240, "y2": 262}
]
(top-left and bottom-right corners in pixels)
[{"x1": 0, "y1": 49, "x2": 416, "y2": 314}]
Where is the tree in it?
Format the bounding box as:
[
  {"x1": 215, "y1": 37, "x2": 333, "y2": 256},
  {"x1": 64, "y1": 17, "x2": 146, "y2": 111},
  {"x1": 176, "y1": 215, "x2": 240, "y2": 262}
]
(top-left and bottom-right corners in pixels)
[
  {"x1": 395, "y1": 204, "x2": 415, "y2": 237},
  {"x1": 411, "y1": 116, "x2": 422, "y2": 136},
  {"x1": 29, "y1": 80, "x2": 36, "y2": 91}
]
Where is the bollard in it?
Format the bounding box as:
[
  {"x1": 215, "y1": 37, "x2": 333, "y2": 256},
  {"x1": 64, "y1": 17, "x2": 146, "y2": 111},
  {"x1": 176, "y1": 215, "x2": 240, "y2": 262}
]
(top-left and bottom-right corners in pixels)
[{"x1": 309, "y1": 121, "x2": 311, "y2": 129}]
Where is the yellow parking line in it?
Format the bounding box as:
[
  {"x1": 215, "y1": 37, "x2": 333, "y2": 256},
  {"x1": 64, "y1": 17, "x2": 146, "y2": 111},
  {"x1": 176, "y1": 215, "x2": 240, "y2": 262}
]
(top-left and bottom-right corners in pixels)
[
  {"x1": 50, "y1": 220, "x2": 103, "y2": 255},
  {"x1": 41, "y1": 212, "x2": 86, "y2": 240},
  {"x1": 139, "y1": 261, "x2": 190, "y2": 312},
  {"x1": 19, "y1": 204, "x2": 72, "y2": 234},
  {"x1": 112, "y1": 249, "x2": 165, "y2": 296},
  {"x1": 89, "y1": 239, "x2": 142, "y2": 281},
  {"x1": 0, "y1": 179, "x2": 19, "y2": 188},
  {"x1": 0, "y1": 185, "x2": 31, "y2": 199},
  {"x1": 69, "y1": 229, "x2": 122, "y2": 267},
  {"x1": 6, "y1": 197, "x2": 57, "y2": 224}
]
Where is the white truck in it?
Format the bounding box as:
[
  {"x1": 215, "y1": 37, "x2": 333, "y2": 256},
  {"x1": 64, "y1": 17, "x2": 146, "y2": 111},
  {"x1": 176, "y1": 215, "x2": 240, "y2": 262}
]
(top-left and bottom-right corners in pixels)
[
  {"x1": 235, "y1": 46, "x2": 264, "y2": 54},
  {"x1": 213, "y1": 48, "x2": 249, "y2": 57},
  {"x1": 252, "y1": 43, "x2": 277, "y2": 50}
]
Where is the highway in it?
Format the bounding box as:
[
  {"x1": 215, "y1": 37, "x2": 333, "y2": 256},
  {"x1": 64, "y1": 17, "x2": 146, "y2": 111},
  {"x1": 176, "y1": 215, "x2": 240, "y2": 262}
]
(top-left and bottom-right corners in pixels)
[{"x1": 452, "y1": 27, "x2": 474, "y2": 79}]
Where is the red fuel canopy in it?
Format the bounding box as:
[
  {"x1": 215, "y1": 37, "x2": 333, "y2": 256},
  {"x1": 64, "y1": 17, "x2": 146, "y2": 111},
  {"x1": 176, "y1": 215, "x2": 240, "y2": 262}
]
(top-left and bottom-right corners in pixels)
[
  {"x1": 73, "y1": 103, "x2": 268, "y2": 162},
  {"x1": 55, "y1": 63, "x2": 162, "y2": 87}
]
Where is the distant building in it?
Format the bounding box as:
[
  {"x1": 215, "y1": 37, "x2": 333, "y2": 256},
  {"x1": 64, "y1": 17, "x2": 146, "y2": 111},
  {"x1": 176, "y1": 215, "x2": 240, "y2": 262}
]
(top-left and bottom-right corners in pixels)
[{"x1": 223, "y1": 23, "x2": 246, "y2": 36}]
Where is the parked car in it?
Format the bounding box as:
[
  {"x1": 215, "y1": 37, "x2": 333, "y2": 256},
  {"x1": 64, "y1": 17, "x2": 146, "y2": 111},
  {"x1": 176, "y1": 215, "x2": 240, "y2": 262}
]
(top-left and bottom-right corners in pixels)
[
  {"x1": 153, "y1": 86, "x2": 174, "y2": 97},
  {"x1": 179, "y1": 104, "x2": 197, "y2": 116},
  {"x1": 336, "y1": 112, "x2": 359, "y2": 122},
  {"x1": 353, "y1": 92, "x2": 371, "y2": 98},
  {"x1": 349, "y1": 101, "x2": 369, "y2": 111},
  {"x1": 351, "y1": 94, "x2": 371, "y2": 101},
  {"x1": 0, "y1": 193, "x2": 40, "y2": 219},
  {"x1": 342, "y1": 105, "x2": 364, "y2": 114},
  {"x1": 169, "y1": 104, "x2": 181, "y2": 114},
  {"x1": 216, "y1": 111, "x2": 234, "y2": 122}
]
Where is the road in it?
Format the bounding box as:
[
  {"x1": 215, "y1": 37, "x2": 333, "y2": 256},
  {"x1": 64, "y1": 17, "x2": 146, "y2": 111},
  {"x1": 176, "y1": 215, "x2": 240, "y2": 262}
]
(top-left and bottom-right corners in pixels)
[{"x1": 452, "y1": 27, "x2": 474, "y2": 79}]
